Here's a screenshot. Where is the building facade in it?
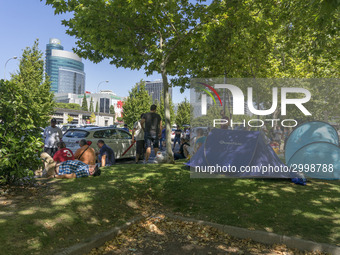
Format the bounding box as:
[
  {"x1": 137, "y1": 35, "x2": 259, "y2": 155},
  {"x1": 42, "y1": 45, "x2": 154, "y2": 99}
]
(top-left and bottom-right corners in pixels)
[
  {"x1": 52, "y1": 108, "x2": 114, "y2": 126},
  {"x1": 54, "y1": 90, "x2": 125, "y2": 123},
  {"x1": 45, "y1": 38, "x2": 85, "y2": 94},
  {"x1": 140, "y1": 80, "x2": 172, "y2": 103}
]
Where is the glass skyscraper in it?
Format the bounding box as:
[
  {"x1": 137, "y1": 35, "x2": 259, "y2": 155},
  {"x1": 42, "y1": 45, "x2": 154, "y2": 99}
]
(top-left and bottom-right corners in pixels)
[{"x1": 45, "y1": 38, "x2": 85, "y2": 93}]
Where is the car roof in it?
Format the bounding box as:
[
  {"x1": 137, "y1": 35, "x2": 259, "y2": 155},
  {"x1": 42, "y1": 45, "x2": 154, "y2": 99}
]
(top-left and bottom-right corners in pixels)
[{"x1": 66, "y1": 126, "x2": 127, "y2": 132}]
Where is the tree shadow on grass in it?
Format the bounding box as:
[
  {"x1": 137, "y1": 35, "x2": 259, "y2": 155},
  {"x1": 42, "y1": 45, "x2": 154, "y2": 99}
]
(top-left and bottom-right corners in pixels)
[{"x1": 0, "y1": 162, "x2": 339, "y2": 254}]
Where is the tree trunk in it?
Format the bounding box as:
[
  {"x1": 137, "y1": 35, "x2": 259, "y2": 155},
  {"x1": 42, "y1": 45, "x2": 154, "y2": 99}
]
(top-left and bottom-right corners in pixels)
[{"x1": 161, "y1": 67, "x2": 175, "y2": 163}]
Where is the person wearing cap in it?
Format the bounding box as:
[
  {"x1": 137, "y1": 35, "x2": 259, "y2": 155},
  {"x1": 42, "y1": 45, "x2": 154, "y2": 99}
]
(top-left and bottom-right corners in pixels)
[
  {"x1": 122, "y1": 124, "x2": 130, "y2": 133},
  {"x1": 43, "y1": 118, "x2": 63, "y2": 157}
]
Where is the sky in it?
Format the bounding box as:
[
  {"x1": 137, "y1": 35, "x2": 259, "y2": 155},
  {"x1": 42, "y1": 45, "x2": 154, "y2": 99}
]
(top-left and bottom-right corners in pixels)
[{"x1": 0, "y1": 0, "x2": 189, "y2": 103}]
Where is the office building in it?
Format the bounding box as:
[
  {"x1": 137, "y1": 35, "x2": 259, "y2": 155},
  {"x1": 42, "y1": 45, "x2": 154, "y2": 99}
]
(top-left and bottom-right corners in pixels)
[
  {"x1": 54, "y1": 90, "x2": 125, "y2": 122},
  {"x1": 45, "y1": 38, "x2": 85, "y2": 94},
  {"x1": 140, "y1": 80, "x2": 172, "y2": 103}
]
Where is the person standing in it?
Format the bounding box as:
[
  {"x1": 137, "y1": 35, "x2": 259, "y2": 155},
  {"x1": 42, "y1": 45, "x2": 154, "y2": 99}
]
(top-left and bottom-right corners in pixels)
[
  {"x1": 185, "y1": 127, "x2": 190, "y2": 140},
  {"x1": 44, "y1": 118, "x2": 63, "y2": 157},
  {"x1": 122, "y1": 124, "x2": 130, "y2": 133},
  {"x1": 132, "y1": 114, "x2": 145, "y2": 164},
  {"x1": 159, "y1": 125, "x2": 166, "y2": 151},
  {"x1": 141, "y1": 104, "x2": 162, "y2": 163},
  {"x1": 97, "y1": 140, "x2": 115, "y2": 167},
  {"x1": 173, "y1": 125, "x2": 182, "y2": 150},
  {"x1": 273, "y1": 126, "x2": 283, "y2": 152}
]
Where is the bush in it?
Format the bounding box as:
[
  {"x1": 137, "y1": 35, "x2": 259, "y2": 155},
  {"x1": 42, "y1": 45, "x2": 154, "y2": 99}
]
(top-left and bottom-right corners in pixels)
[{"x1": 0, "y1": 40, "x2": 54, "y2": 183}]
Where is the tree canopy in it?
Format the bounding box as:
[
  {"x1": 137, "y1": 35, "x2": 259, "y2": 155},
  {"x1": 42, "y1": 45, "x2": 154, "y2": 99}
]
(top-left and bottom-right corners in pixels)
[
  {"x1": 175, "y1": 98, "x2": 191, "y2": 127},
  {"x1": 44, "y1": 0, "x2": 212, "y2": 160},
  {"x1": 122, "y1": 82, "x2": 152, "y2": 128}
]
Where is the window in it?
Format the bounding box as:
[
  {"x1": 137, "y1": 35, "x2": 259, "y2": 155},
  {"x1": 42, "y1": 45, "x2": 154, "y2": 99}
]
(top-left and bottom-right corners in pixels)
[
  {"x1": 64, "y1": 130, "x2": 88, "y2": 138},
  {"x1": 93, "y1": 130, "x2": 105, "y2": 138},
  {"x1": 117, "y1": 130, "x2": 131, "y2": 139},
  {"x1": 93, "y1": 129, "x2": 119, "y2": 139}
]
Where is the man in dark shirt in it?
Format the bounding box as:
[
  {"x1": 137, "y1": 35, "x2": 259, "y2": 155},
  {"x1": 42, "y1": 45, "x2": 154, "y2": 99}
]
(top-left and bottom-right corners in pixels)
[
  {"x1": 174, "y1": 138, "x2": 190, "y2": 160},
  {"x1": 141, "y1": 104, "x2": 162, "y2": 162},
  {"x1": 173, "y1": 125, "x2": 182, "y2": 150},
  {"x1": 122, "y1": 124, "x2": 130, "y2": 133},
  {"x1": 97, "y1": 140, "x2": 115, "y2": 166}
]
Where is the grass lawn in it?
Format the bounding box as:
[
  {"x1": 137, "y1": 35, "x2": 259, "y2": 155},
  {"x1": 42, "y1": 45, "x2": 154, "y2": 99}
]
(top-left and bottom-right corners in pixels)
[{"x1": 0, "y1": 161, "x2": 339, "y2": 254}]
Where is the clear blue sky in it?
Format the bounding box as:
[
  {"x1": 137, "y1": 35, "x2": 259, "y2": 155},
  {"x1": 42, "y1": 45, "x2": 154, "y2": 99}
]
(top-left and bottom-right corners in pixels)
[{"x1": 0, "y1": 0, "x2": 189, "y2": 103}]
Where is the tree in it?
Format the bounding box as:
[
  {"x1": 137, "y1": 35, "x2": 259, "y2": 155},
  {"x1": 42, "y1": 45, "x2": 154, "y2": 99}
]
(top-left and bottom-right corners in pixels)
[
  {"x1": 45, "y1": 0, "x2": 212, "y2": 162},
  {"x1": 191, "y1": 105, "x2": 221, "y2": 128},
  {"x1": 122, "y1": 82, "x2": 152, "y2": 128},
  {"x1": 90, "y1": 112, "x2": 96, "y2": 124},
  {"x1": 0, "y1": 40, "x2": 54, "y2": 183},
  {"x1": 175, "y1": 98, "x2": 191, "y2": 127},
  {"x1": 89, "y1": 97, "x2": 94, "y2": 112},
  {"x1": 67, "y1": 115, "x2": 74, "y2": 124},
  {"x1": 55, "y1": 103, "x2": 81, "y2": 110},
  {"x1": 155, "y1": 93, "x2": 175, "y2": 126},
  {"x1": 81, "y1": 93, "x2": 88, "y2": 111},
  {"x1": 188, "y1": 1, "x2": 339, "y2": 124},
  {"x1": 110, "y1": 105, "x2": 115, "y2": 114},
  {"x1": 95, "y1": 101, "x2": 99, "y2": 113}
]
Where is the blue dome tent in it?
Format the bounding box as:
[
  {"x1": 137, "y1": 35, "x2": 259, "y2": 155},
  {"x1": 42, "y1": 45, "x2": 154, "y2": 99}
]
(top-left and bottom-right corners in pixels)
[
  {"x1": 284, "y1": 121, "x2": 340, "y2": 180},
  {"x1": 287, "y1": 142, "x2": 340, "y2": 179},
  {"x1": 285, "y1": 121, "x2": 339, "y2": 163}
]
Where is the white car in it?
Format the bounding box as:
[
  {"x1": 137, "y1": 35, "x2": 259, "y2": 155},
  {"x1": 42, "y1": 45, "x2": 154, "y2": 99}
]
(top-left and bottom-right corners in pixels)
[
  {"x1": 61, "y1": 124, "x2": 78, "y2": 134},
  {"x1": 62, "y1": 127, "x2": 136, "y2": 159}
]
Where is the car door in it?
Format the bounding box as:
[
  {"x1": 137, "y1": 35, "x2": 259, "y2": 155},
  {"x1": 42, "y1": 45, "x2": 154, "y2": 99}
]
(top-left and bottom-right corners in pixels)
[
  {"x1": 93, "y1": 129, "x2": 120, "y2": 159},
  {"x1": 116, "y1": 129, "x2": 135, "y2": 158}
]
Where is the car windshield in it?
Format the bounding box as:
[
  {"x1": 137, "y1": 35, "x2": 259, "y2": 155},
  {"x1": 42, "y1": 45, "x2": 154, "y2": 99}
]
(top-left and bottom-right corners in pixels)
[
  {"x1": 62, "y1": 126, "x2": 76, "y2": 131},
  {"x1": 64, "y1": 130, "x2": 89, "y2": 138}
]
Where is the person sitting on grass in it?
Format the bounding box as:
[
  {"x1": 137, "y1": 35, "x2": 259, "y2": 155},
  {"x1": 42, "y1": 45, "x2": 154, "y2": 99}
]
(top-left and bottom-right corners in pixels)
[
  {"x1": 194, "y1": 128, "x2": 206, "y2": 154},
  {"x1": 53, "y1": 142, "x2": 75, "y2": 163},
  {"x1": 96, "y1": 140, "x2": 115, "y2": 167},
  {"x1": 40, "y1": 152, "x2": 57, "y2": 178},
  {"x1": 174, "y1": 138, "x2": 190, "y2": 160},
  {"x1": 74, "y1": 139, "x2": 96, "y2": 165},
  {"x1": 50, "y1": 160, "x2": 100, "y2": 179}
]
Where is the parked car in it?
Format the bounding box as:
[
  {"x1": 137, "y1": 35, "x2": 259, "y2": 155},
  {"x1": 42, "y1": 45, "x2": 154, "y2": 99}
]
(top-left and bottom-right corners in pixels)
[
  {"x1": 61, "y1": 124, "x2": 78, "y2": 134},
  {"x1": 62, "y1": 127, "x2": 136, "y2": 159}
]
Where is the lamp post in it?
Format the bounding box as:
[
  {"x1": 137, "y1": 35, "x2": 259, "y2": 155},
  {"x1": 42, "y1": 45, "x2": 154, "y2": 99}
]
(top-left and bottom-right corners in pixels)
[
  {"x1": 4, "y1": 56, "x2": 18, "y2": 80},
  {"x1": 96, "y1": 80, "x2": 109, "y2": 125}
]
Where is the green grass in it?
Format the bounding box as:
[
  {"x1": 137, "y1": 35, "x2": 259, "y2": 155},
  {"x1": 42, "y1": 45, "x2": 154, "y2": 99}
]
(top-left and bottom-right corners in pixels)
[{"x1": 1, "y1": 162, "x2": 340, "y2": 254}]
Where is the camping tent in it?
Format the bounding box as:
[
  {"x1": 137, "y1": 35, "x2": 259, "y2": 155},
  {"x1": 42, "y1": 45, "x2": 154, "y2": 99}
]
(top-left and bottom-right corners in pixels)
[
  {"x1": 284, "y1": 121, "x2": 340, "y2": 180},
  {"x1": 285, "y1": 121, "x2": 339, "y2": 163},
  {"x1": 188, "y1": 129, "x2": 299, "y2": 178},
  {"x1": 287, "y1": 142, "x2": 340, "y2": 179}
]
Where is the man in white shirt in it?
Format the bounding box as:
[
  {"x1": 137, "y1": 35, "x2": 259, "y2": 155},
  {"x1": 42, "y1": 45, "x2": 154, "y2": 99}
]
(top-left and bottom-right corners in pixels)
[
  {"x1": 132, "y1": 114, "x2": 145, "y2": 164},
  {"x1": 43, "y1": 118, "x2": 63, "y2": 157}
]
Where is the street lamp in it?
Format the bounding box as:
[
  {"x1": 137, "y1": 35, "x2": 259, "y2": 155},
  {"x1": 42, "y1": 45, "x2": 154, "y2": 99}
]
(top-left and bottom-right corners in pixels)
[
  {"x1": 97, "y1": 80, "x2": 109, "y2": 93},
  {"x1": 97, "y1": 80, "x2": 109, "y2": 125},
  {"x1": 4, "y1": 56, "x2": 18, "y2": 80}
]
